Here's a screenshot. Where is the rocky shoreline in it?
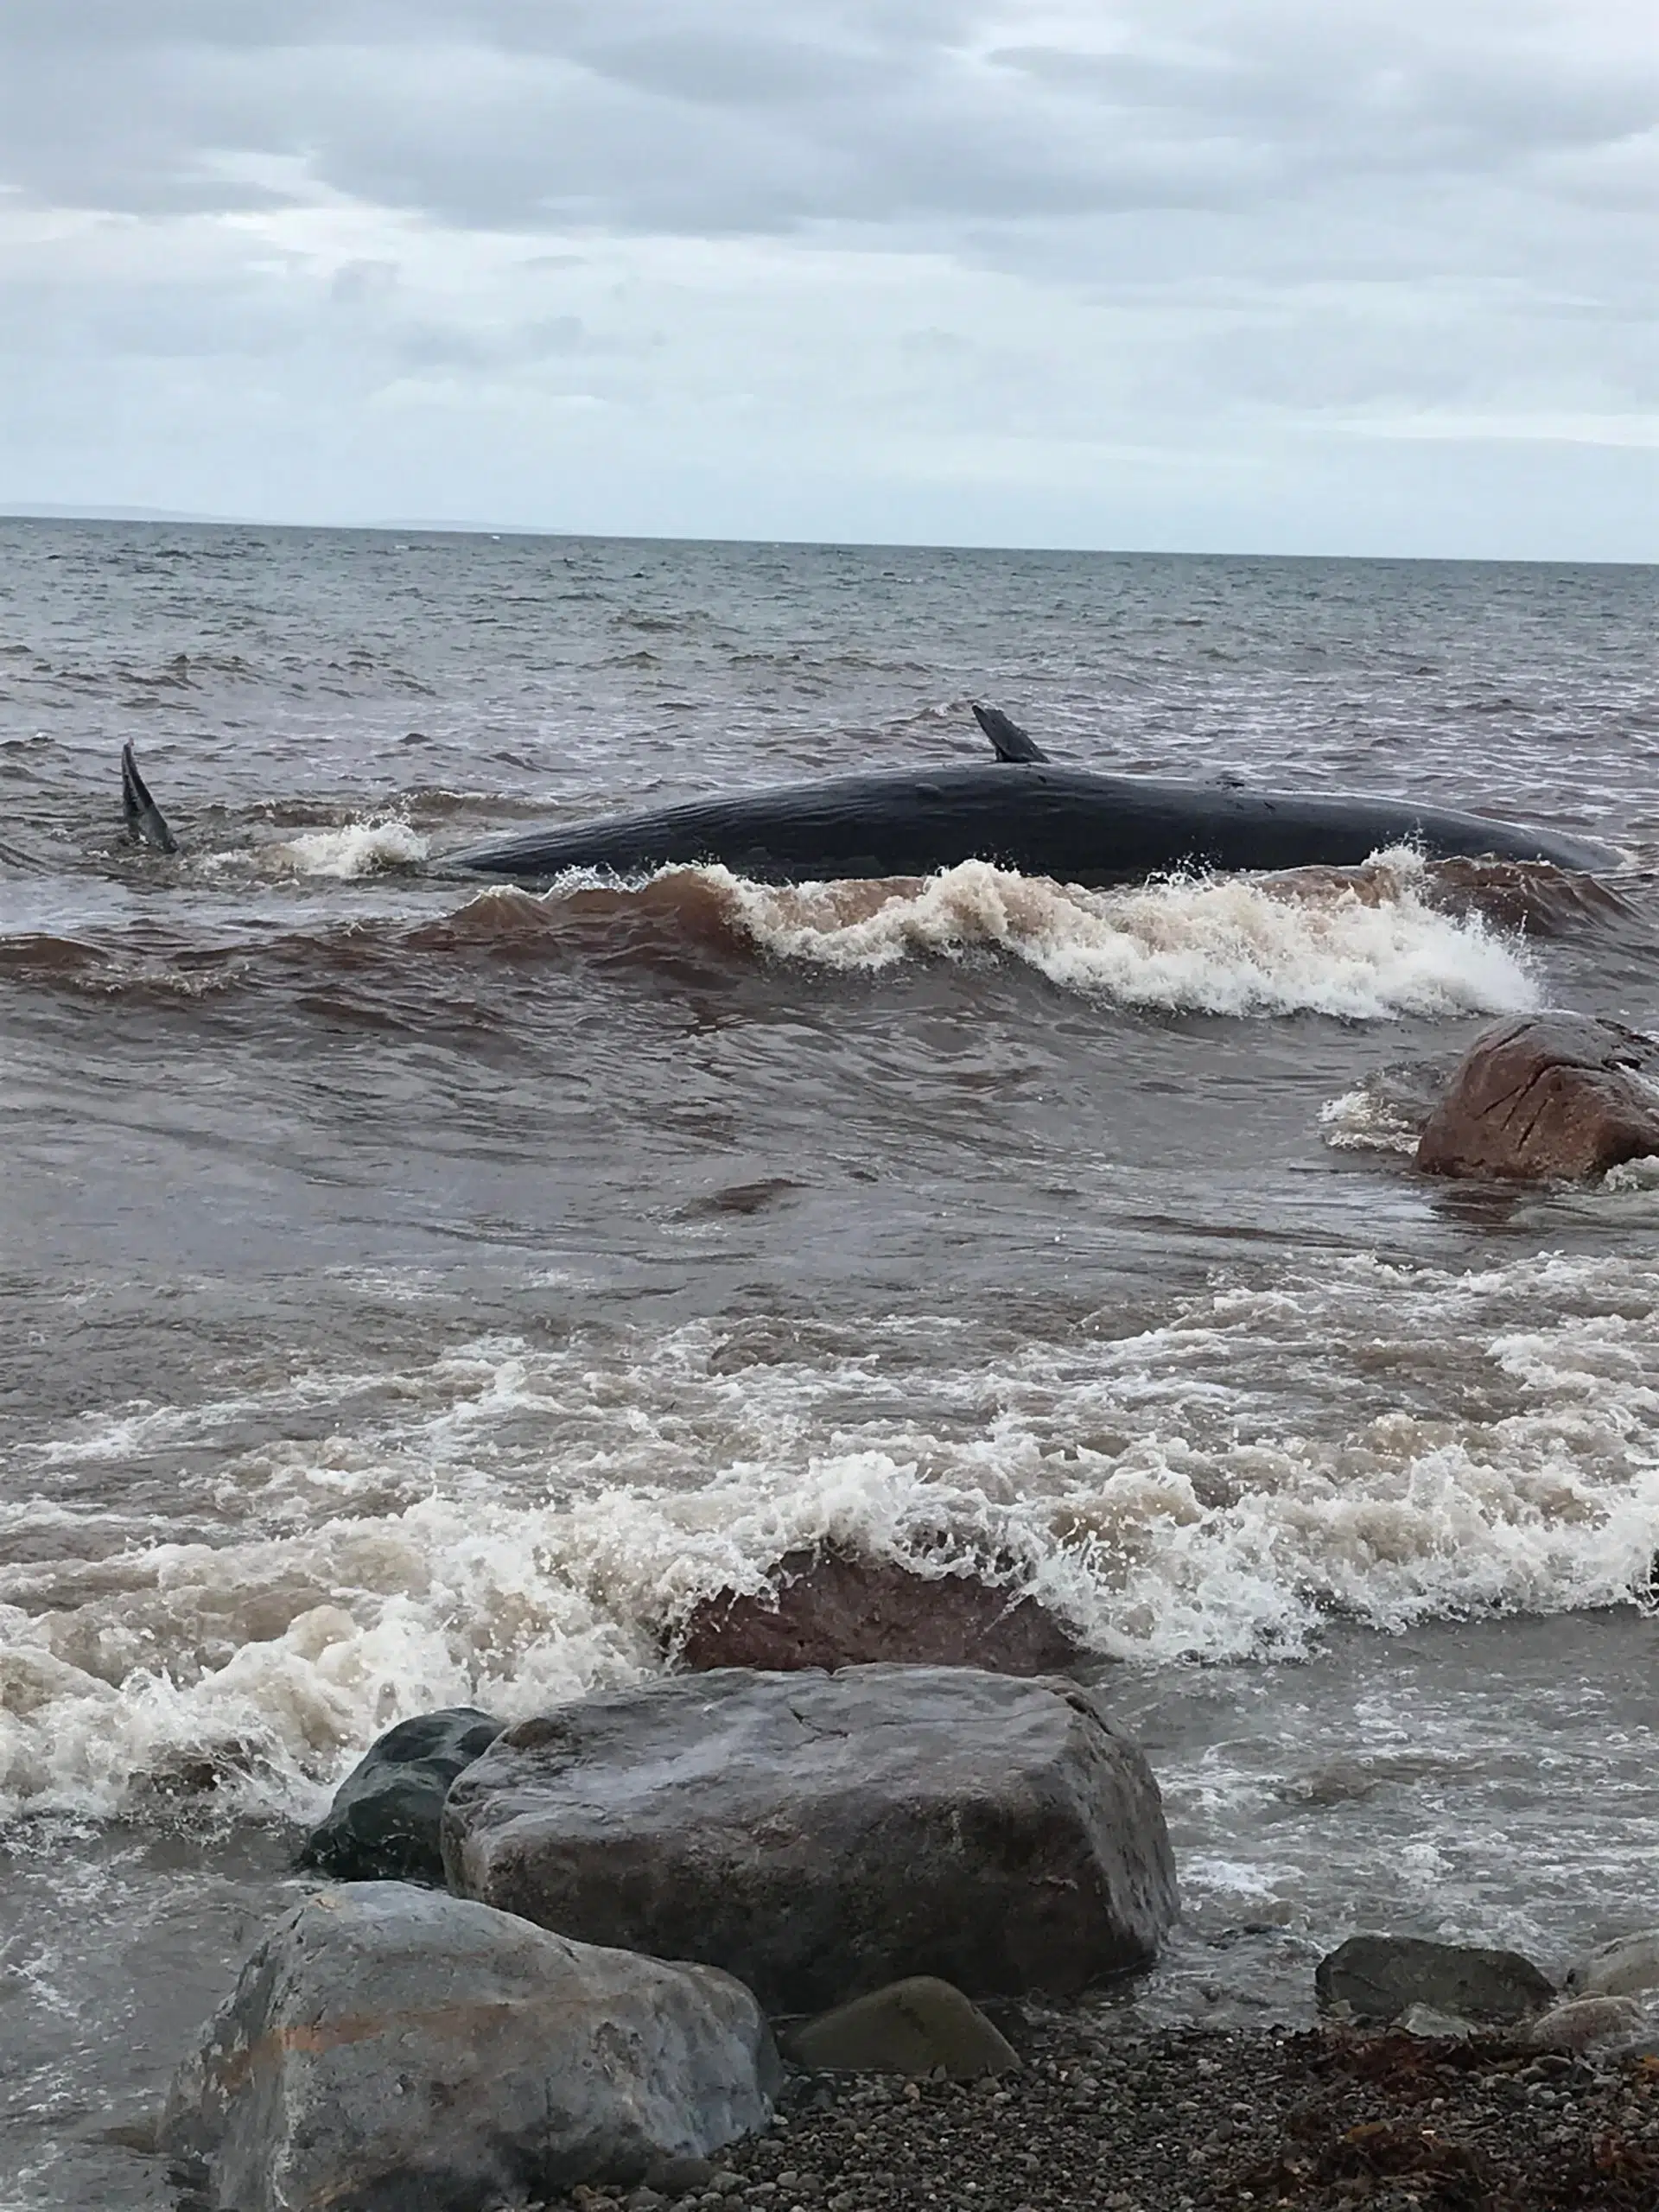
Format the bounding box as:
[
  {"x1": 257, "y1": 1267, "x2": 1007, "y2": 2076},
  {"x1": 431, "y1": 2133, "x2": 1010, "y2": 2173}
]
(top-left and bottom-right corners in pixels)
[{"x1": 156, "y1": 1598, "x2": 1659, "y2": 2212}]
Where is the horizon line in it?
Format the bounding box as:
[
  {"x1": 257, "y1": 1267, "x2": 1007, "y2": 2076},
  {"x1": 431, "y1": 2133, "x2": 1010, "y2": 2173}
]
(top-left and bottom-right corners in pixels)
[{"x1": 0, "y1": 503, "x2": 1652, "y2": 569}]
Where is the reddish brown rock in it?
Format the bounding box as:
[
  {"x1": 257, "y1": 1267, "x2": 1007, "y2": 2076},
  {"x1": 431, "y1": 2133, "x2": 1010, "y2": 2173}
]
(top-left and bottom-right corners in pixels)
[
  {"x1": 1416, "y1": 1013, "x2": 1659, "y2": 1181},
  {"x1": 674, "y1": 1548, "x2": 1081, "y2": 1677}
]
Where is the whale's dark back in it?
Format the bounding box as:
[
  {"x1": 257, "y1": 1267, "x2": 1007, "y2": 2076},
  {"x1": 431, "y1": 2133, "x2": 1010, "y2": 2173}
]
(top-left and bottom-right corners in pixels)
[{"x1": 449, "y1": 764, "x2": 1618, "y2": 886}]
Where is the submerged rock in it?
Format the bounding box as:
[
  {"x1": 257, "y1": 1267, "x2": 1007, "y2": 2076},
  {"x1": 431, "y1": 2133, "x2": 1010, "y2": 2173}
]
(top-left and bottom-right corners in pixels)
[
  {"x1": 1316, "y1": 1935, "x2": 1554, "y2": 2027},
  {"x1": 444, "y1": 1664, "x2": 1178, "y2": 2014},
  {"x1": 159, "y1": 1883, "x2": 777, "y2": 2212},
  {"x1": 1416, "y1": 1012, "x2": 1659, "y2": 1181},
  {"x1": 1565, "y1": 1927, "x2": 1659, "y2": 1999},
  {"x1": 298, "y1": 1706, "x2": 505, "y2": 1885},
  {"x1": 787, "y1": 1977, "x2": 1020, "y2": 2077},
  {"x1": 676, "y1": 1547, "x2": 1081, "y2": 1676}
]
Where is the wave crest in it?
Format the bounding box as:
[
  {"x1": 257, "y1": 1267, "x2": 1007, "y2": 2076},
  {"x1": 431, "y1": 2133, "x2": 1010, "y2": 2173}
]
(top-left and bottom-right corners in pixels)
[{"x1": 525, "y1": 851, "x2": 1541, "y2": 1020}]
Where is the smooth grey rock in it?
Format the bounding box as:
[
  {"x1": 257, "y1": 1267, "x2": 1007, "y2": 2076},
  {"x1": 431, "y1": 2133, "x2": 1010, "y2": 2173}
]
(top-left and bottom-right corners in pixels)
[
  {"x1": 1564, "y1": 1928, "x2": 1659, "y2": 1999},
  {"x1": 788, "y1": 1976, "x2": 1020, "y2": 2077},
  {"x1": 299, "y1": 1707, "x2": 504, "y2": 1885},
  {"x1": 1315, "y1": 1935, "x2": 1554, "y2": 2026},
  {"x1": 159, "y1": 1882, "x2": 778, "y2": 2212},
  {"x1": 443, "y1": 1665, "x2": 1177, "y2": 2013},
  {"x1": 1525, "y1": 1995, "x2": 1648, "y2": 2052}
]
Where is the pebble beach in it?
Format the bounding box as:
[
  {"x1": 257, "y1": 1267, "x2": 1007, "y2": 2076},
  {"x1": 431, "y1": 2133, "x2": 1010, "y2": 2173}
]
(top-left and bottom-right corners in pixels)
[{"x1": 548, "y1": 2021, "x2": 1659, "y2": 2212}]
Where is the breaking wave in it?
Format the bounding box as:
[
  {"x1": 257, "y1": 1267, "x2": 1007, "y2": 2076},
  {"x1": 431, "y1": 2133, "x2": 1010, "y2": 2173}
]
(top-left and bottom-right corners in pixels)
[
  {"x1": 721, "y1": 852, "x2": 1536, "y2": 1018},
  {"x1": 4, "y1": 1249, "x2": 1657, "y2": 1824},
  {"x1": 445, "y1": 849, "x2": 1540, "y2": 1020},
  {"x1": 3, "y1": 849, "x2": 1544, "y2": 1019}
]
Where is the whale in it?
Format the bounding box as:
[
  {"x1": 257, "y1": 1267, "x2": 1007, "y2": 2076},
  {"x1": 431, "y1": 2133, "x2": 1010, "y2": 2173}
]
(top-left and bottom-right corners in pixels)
[
  {"x1": 118, "y1": 709, "x2": 1620, "y2": 886},
  {"x1": 446, "y1": 707, "x2": 1618, "y2": 886}
]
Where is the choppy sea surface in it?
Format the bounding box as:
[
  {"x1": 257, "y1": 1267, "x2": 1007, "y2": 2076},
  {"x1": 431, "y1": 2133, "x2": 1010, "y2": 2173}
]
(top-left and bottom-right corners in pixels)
[{"x1": 2, "y1": 523, "x2": 1656, "y2": 2206}]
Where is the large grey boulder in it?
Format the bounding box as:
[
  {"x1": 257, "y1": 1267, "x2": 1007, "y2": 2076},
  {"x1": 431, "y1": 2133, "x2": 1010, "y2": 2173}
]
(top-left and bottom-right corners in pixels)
[
  {"x1": 159, "y1": 1883, "x2": 778, "y2": 2212},
  {"x1": 443, "y1": 1664, "x2": 1177, "y2": 2014},
  {"x1": 298, "y1": 1707, "x2": 504, "y2": 1885},
  {"x1": 1316, "y1": 1935, "x2": 1554, "y2": 2026}
]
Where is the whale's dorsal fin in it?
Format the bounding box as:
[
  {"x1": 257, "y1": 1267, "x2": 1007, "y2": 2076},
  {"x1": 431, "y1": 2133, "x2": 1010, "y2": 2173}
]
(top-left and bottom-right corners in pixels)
[
  {"x1": 970, "y1": 702, "x2": 1047, "y2": 764},
  {"x1": 121, "y1": 743, "x2": 178, "y2": 854}
]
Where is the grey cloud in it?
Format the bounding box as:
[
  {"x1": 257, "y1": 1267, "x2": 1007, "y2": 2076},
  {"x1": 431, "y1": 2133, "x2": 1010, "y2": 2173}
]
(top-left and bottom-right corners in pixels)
[
  {"x1": 2, "y1": 3, "x2": 1652, "y2": 239},
  {"x1": 1, "y1": 1, "x2": 1653, "y2": 561}
]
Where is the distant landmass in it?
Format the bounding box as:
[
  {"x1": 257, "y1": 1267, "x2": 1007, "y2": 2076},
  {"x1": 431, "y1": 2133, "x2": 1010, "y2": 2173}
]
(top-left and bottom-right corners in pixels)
[
  {"x1": 0, "y1": 503, "x2": 550, "y2": 534},
  {"x1": 1, "y1": 502, "x2": 239, "y2": 524}
]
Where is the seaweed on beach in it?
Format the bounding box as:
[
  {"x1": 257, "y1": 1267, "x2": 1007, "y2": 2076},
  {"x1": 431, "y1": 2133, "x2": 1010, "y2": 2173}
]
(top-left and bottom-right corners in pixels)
[{"x1": 1238, "y1": 2030, "x2": 1659, "y2": 2211}]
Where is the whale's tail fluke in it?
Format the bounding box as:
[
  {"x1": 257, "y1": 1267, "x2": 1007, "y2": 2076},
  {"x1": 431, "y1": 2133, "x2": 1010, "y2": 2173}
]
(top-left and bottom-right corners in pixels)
[
  {"x1": 121, "y1": 742, "x2": 178, "y2": 854},
  {"x1": 970, "y1": 702, "x2": 1048, "y2": 764}
]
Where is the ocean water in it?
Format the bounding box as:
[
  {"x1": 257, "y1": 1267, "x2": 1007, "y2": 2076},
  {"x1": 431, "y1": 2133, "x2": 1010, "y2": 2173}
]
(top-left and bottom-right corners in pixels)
[{"x1": 1, "y1": 523, "x2": 1656, "y2": 2206}]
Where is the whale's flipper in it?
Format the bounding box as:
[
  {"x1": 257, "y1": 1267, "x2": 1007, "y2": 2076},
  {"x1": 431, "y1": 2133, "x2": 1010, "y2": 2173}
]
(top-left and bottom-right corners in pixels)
[
  {"x1": 121, "y1": 743, "x2": 178, "y2": 855},
  {"x1": 970, "y1": 702, "x2": 1048, "y2": 764}
]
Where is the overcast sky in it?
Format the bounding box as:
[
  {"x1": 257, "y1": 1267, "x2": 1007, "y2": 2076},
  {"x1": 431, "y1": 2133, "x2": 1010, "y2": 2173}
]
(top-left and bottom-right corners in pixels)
[{"x1": 2, "y1": 1, "x2": 1654, "y2": 556}]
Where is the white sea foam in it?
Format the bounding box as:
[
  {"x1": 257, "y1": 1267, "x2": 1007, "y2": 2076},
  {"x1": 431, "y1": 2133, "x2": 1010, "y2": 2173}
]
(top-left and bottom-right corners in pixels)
[
  {"x1": 280, "y1": 819, "x2": 429, "y2": 877},
  {"x1": 4, "y1": 1250, "x2": 1658, "y2": 1825},
  {"x1": 1319, "y1": 1086, "x2": 1425, "y2": 1153},
  {"x1": 670, "y1": 853, "x2": 1537, "y2": 1020}
]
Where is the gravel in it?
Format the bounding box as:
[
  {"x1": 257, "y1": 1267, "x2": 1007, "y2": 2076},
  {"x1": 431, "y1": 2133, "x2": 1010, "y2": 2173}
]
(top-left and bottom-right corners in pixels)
[{"x1": 530, "y1": 2018, "x2": 1659, "y2": 2212}]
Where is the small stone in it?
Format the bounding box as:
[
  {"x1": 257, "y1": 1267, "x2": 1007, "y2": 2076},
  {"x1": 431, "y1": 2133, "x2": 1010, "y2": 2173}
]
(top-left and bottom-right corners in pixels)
[{"x1": 789, "y1": 1978, "x2": 1020, "y2": 2081}]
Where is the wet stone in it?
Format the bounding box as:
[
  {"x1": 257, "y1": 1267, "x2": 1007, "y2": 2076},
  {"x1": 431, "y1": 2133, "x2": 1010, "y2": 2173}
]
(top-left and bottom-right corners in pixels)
[
  {"x1": 297, "y1": 1705, "x2": 505, "y2": 1885},
  {"x1": 443, "y1": 1665, "x2": 1178, "y2": 2013},
  {"x1": 158, "y1": 1882, "x2": 778, "y2": 2212},
  {"x1": 1416, "y1": 1011, "x2": 1659, "y2": 1182},
  {"x1": 675, "y1": 1548, "x2": 1080, "y2": 1678},
  {"x1": 1316, "y1": 1934, "x2": 1555, "y2": 2026}
]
